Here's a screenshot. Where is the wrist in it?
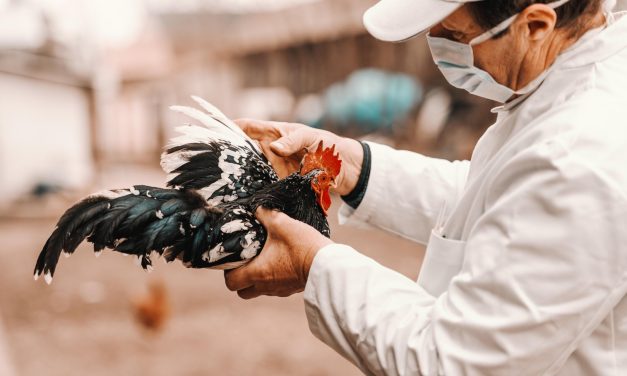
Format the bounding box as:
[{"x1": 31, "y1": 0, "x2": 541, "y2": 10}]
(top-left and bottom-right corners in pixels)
[{"x1": 336, "y1": 138, "x2": 364, "y2": 196}]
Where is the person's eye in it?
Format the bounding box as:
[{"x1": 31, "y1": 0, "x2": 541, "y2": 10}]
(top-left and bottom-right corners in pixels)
[{"x1": 434, "y1": 23, "x2": 467, "y2": 42}]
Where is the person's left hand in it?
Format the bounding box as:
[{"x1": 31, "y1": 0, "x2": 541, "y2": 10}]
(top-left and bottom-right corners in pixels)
[{"x1": 224, "y1": 207, "x2": 334, "y2": 299}]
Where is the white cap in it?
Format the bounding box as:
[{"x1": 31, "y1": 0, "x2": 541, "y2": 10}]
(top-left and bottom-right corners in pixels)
[{"x1": 363, "y1": 0, "x2": 482, "y2": 42}]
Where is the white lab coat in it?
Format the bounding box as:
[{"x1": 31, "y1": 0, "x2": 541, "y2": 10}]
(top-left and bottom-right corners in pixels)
[{"x1": 304, "y1": 12, "x2": 627, "y2": 376}]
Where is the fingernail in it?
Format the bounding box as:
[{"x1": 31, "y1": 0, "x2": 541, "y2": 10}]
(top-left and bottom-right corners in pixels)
[{"x1": 271, "y1": 141, "x2": 285, "y2": 152}]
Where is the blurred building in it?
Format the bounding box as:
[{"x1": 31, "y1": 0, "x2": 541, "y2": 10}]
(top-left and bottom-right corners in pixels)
[
  {"x1": 2, "y1": 0, "x2": 621, "y2": 207},
  {"x1": 0, "y1": 3, "x2": 94, "y2": 208},
  {"x1": 111, "y1": 0, "x2": 435, "y2": 163}
]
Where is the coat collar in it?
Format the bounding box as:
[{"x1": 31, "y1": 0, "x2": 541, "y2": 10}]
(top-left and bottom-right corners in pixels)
[{"x1": 492, "y1": 11, "x2": 627, "y2": 114}]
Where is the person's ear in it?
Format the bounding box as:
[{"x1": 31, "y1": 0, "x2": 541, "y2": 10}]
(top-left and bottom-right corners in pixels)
[{"x1": 513, "y1": 3, "x2": 558, "y2": 41}]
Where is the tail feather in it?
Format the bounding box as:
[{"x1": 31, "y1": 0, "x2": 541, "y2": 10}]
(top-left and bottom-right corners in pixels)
[
  {"x1": 190, "y1": 95, "x2": 228, "y2": 122},
  {"x1": 190, "y1": 95, "x2": 253, "y2": 143},
  {"x1": 169, "y1": 96, "x2": 263, "y2": 157},
  {"x1": 169, "y1": 106, "x2": 245, "y2": 149}
]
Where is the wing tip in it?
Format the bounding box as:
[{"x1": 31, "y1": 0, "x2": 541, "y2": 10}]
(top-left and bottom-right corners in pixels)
[{"x1": 44, "y1": 271, "x2": 53, "y2": 285}]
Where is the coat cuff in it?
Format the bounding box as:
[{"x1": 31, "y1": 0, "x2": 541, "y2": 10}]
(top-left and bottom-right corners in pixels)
[
  {"x1": 304, "y1": 244, "x2": 358, "y2": 332},
  {"x1": 341, "y1": 141, "x2": 372, "y2": 209}
]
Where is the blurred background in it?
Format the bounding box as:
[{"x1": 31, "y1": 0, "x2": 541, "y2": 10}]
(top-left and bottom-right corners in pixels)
[{"x1": 1, "y1": 1, "x2": 625, "y2": 375}]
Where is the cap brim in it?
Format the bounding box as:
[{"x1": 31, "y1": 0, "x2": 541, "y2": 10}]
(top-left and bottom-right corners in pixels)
[{"x1": 363, "y1": 0, "x2": 463, "y2": 42}]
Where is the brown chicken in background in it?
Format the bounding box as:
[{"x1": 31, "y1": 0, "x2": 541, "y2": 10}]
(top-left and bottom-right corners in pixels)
[{"x1": 132, "y1": 279, "x2": 170, "y2": 333}]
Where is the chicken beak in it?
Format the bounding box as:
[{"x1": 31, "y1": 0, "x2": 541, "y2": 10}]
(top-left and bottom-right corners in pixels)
[{"x1": 330, "y1": 178, "x2": 337, "y2": 190}]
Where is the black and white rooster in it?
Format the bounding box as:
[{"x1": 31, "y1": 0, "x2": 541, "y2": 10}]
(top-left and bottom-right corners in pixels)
[{"x1": 34, "y1": 96, "x2": 341, "y2": 284}]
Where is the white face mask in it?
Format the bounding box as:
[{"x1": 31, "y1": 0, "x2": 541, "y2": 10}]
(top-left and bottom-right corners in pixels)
[{"x1": 427, "y1": 0, "x2": 570, "y2": 103}]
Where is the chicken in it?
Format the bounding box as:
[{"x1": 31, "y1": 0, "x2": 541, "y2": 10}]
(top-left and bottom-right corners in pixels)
[
  {"x1": 133, "y1": 279, "x2": 170, "y2": 333},
  {"x1": 33, "y1": 96, "x2": 341, "y2": 284}
]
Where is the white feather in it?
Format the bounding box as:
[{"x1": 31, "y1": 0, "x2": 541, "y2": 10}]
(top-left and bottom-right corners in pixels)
[
  {"x1": 169, "y1": 106, "x2": 248, "y2": 148},
  {"x1": 240, "y1": 232, "x2": 261, "y2": 260},
  {"x1": 170, "y1": 98, "x2": 262, "y2": 154},
  {"x1": 168, "y1": 124, "x2": 243, "y2": 149},
  {"x1": 44, "y1": 271, "x2": 53, "y2": 285},
  {"x1": 87, "y1": 189, "x2": 127, "y2": 200},
  {"x1": 240, "y1": 242, "x2": 261, "y2": 260},
  {"x1": 205, "y1": 243, "x2": 228, "y2": 263},
  {"x1": 160, "y1": 124, "x2": 245, "y2": 176},
  {"x1": 190, "y1": 95, "x2": 228, "y2": 120},
  {"x1": 220, "y1": 220, "x2": 249, "y2": 234},
  {"x1": 159, "y1": 148, "x2": 206, "y2": 173},
  {"x1": 190, "y1": 95, "x2": 253, "y2": 142}
]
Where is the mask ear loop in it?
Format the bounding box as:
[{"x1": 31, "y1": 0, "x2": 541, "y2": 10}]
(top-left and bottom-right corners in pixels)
[
  {"x1": 469, "y1": 0, "x2": 572, "y2": 46},
  {"x1": 470, "y1": 14, "x2": 518, "y2": 45}
]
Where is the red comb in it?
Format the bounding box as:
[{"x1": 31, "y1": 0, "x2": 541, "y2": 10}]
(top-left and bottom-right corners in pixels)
[{"x1": 300, "y1": 141, "x2": 342, "y2": 178}]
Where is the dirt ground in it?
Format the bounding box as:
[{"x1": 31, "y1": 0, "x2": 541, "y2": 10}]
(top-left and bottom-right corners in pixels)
[{"x1": 0, "y1": 166, "x2": 424, "y2": 376}]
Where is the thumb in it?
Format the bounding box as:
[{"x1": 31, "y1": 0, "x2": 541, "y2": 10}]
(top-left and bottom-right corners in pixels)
[
  {"x1": 254, "y1": 206, "x2": 282, "y2": 229},
  {"x1": 270, "y1": 129, "x2": 315, "y2": 157}
]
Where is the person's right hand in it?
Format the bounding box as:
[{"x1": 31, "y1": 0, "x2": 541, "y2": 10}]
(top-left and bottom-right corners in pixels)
[{"x1": 234, "y1": 119, "x2": 364, "y2": 196}]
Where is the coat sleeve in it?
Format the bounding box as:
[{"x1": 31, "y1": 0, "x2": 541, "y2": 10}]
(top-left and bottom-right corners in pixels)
[
  {"x1": 305, "y1": 151, "x2": 627, "y2": 375},
  {"x1": 338, "y1": 142, "x2": 470, "y2": 245}
]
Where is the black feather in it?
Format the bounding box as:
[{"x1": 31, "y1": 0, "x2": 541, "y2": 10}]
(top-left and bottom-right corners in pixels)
[
  {"x1": 36, "y1": 146, "x2": 331, "y2": 282},
  {"x1": 34, "y1": 196, "x2": 111, "y2": 280}
]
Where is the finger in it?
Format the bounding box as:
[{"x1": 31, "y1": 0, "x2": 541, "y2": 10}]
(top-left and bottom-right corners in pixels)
[
  {"x1": 233, "y1": 118, "x2": 264, "y2": 134},
  {"x1": 270, "y1": 128, "x2": 319, "y2": 157},
  {"x1": 224, "y1": 267, "x2": 254, "y2": 292},
  {"x1": 237, "y1": 285, "x2": 262, "y2": 300},
  {"x1": 233, "y1": 119, "x2": 284, "y2": 140}
]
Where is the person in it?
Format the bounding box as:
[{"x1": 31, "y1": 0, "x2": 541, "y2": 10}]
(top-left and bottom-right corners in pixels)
[{"x1": 224, "y1": 0, "x2": 627, "y2": 374}]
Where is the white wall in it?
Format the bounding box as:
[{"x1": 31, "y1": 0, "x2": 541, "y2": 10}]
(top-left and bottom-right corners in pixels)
[{"x1": 0, "y1": 73, "x2": 93, "y2": 204}]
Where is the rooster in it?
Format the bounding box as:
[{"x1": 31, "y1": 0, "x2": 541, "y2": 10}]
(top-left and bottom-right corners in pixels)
[{"x1": 34, "y1": 96, "x2": 341, "y2": 284}]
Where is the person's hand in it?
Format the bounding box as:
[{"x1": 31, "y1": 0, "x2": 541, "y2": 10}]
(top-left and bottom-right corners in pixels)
[
  {"x1": 224, "y1": 207, "x2": 333, "y2": 299},
  {"x1": 235, "y1": 119, "x2": 364, "y2": 196}
]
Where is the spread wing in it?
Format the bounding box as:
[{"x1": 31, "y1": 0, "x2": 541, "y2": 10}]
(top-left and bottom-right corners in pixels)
[{"x1": 161, "y1": 96, "x2": 279, "y2": 205}]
